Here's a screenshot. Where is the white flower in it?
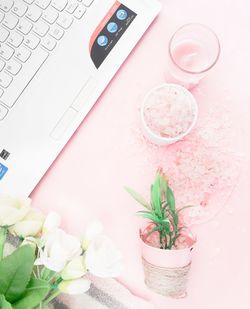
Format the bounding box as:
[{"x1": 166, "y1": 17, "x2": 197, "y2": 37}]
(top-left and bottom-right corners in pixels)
[
  {"x1": 35, "y1": 228, "x2": 82, "y2": 272},
  {"x1": 42, "y1": 211, "x2": 61, "y2": 235},
  {"x1": 0, "y1": 195, "x2": 31, "y2": 227},
  {"x1": 58, "y1": 278, "x2": 91, "y2": 295},
  {"x1": 82, "y1": 221, "x2": 103, "y2": 251},
  {"x1": 61, "y1": 256, "x2": 87, "y2": 280},
  {"x1": 85, "y1": 235, "x2": 123, "y2": 278},
  {"x1": 9, "y1": 209, "x2": 44, "y2": 237}
]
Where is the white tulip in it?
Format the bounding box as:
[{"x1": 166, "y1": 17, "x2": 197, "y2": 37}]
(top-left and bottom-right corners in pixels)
[
  {"x1": 82, "y1": 221, "x2": 103, "y2": 251},
  {"x1": 85, "y1": 235, "x2": 123, "y2": 278},
  {"x1": 42, "y1": 211, "x2": 61, "y2": 235},
  {"x1": 0, "y1": 195, "x2": 31, "y2": 227},
  {"x1": 61, "y1": 256, "x2": 87, "y2": 280},
  {"x1": 9, "y1": 209, "x2": 44, "y2": 237},
  {"x1": 59, "y1": 278, "x2": 91, "y2": 295},
  {"x1": 35, "y1": 228, "x2": 82, "y2": 272}
]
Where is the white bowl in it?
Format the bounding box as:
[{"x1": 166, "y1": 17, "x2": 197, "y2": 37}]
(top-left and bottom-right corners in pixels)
[{"x1": 141, "y1": 83, "x2": 198, "y2": 145}]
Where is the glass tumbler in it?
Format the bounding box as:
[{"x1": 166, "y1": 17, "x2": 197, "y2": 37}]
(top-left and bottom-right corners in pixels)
[{"x1": 167, "y1": 23, "x2": 220, "y2": 88}]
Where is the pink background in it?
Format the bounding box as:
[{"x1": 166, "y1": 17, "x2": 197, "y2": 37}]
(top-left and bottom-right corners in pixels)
[{"x1": 32, "y1": 0, "x2": 250, "y2": 308}]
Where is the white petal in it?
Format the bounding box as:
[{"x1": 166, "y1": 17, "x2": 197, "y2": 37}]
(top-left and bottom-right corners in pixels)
[
  {"x1": 82, "y1": 221, "x2": 103, "y2": 251},
  {"x1": 36, "y1": 229, "x2": 82, "y2": 272},
  {"x1": 9, "y1": 220, "x2": 43, "y2": 237},
  {"x1": 43, "y1": 257, "x2": 67, "y2": 272},
  {"x1": 59, "y1": 278, "x2": 91, "y2": 295},
  {"x1": 42, "y1": 211, "x2": 61, "y2": 234},
  {"x1": 0, "y1": 206, "x2": 30, "y2": 226},
  {"x1": 61, "y1": 256, "x2": 87, "y2": 280},
  {"x1": 85, "y1": 235, "x2": 123, "y2": 278},
  {"x1": 0, "y1": 195, "x2": 31, "y2": 209}
]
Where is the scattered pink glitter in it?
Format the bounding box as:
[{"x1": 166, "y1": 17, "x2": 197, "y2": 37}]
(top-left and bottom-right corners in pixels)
[
  {"x1": 128, "y1": 88, "x2": 241, "y2": 226},
  {"x1": 143, "y1": 85, "x2": 196, "y2": 138}
]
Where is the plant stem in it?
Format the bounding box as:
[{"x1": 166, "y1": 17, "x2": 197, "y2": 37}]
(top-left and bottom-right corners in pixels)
[
  {"x1": 0, "y1": 227, "x2": 7, "y2": 261},
  {"x1": 42, "y1": 289, "x2": 61, "y2": 306},
  {"x1": 159, "y1": 231, "x2": 163, "y2": 249}
]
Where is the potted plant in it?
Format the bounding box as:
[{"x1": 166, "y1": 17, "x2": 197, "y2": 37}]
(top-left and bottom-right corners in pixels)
[{"x1": 126, "y1": 169, "x2": 196, "y2": 298}]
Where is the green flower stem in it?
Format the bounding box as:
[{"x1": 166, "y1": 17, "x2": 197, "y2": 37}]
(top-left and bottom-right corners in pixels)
[
  {"x1": 0, "y1": 227, "x2": 7, "y2": 261},
  {"x1": 41, "y1": 267, "x2": 52, "y2": 281},
  {"x1": 42, "y1": 289, "x2": 61, "y2": 306}
]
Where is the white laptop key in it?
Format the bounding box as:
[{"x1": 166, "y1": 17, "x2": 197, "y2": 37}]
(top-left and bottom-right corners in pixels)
[
  {"x1": 66, "y1": 1, "x2": 78, "y2": 14},
  {"x1": 0, "y1": 11, "x2": 5, "y2": 23},
  {"x1": 24, "y1": 33, "x2": 40, "y2": 49},
  {"x1": 0, "y1": 88, "x2": 3, "y2": 97},
  {"x1": 2, "y1": 14, "x2": 18, "y2": 30},
  {"x1": 12, "y1": 1, "x2": 28, "y2": 17},
  {"x1": 1, "y1": 47, "x2": 48, "y2": 107},
  {"x1": 73, "y1": 5, "x2": 86, "y2": 19},
  {"x1": 51, "y1": 0, "x2": 68, "y2": 12},
  {"x1": 0, "y1": 72, "x2": 12, "y2": 88},
  {"x1": 16, "y1": 19, "x2": 33, "y2": 35},
  {"x1": 42, "y1": 8, "x2": 58, "y2": 24},
  {"x1": 33, "y1": 20, "x2": 49, "y2": 36},
  {"x1": 82, "y1": 0, "x2": 94, "y2": 7},
  {"x1": 35, "y1": 0, "x2": 52, "y2": 10},
  {"x1": 23, "y1": 0, "x2": 35, "y2": 4},
  {"x1": 41, "y1": 36, "x2": 56, "y2": 51},
  {"x1": 56, "y1": 14, "x2": 73, "y2": 29},
  {"x1": 0, "y1": 43, "x2": 14, "y2": 60},
  {"x1": 0, "y1": 104, "x2": 8, "y2": 120},
  {"x1": 26, "y1": 5, "x2": 42, "y2": 22},
  {"x1": 0, "y1": 27, "x2": 9, "y2": 42},
  {"x1": 15, "y1": 46, "x2": 31, "y2": 62},
  {"x1": 0, "y1": 59, "x2": 5, "y2": 71},
  {"x1": 7, "y1": 31, "x2": 23, "y2": 47},
  {"x1": 49, "y1": 25, "x2": 64, "y2": 40},
  {"x1": 5, "y1": 59, "x2": 22, "y2": 75},
  {"x1": 0, "y1": 1, "x2": 14, "y2": 13},
  {"x1": 33, "y1": 21, "x2": 49, "y2": 38}
]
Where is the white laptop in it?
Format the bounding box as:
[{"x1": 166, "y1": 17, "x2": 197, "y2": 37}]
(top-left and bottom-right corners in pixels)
[{"x1": 0, "y1": 0, "x2": 161, "y2": 195}]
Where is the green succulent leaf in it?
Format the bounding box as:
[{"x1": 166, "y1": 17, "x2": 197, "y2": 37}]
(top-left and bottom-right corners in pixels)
[
  {"x1": 151, "y1": 176, "x2": 162, "y2": 218},
  {"x1": 125, "y1": 187, "x2": 151, "y2": 210},
  {"x1": 172, "y1": 213, "x2": 179, "y2": 226},
  {"x1": 12, "y1": 278, "x2": 50, "y2": 309},
  {"x1": 0, "y1": 295, "x2": 12, "y2": 309},
  {"x1": 166, "y1": 186, "x2": 175, "y2": 212},
  {"x1": 0, "y1": 245, "x2": 35, "y2": 303},
  {"x1": 176, "y1": 205, "x2": 194, "y2": 214},
  {"x1": 136, "y1": 211, "x2": 157, "y2": 222},
  {"x1": 159, "y1": 174, "x2": 168, "y2": 199}
]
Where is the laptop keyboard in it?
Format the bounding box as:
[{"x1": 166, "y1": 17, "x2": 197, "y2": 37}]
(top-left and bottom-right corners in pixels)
[{"x1": 0, "y1": 0, "x2": 95, "y2": 121}]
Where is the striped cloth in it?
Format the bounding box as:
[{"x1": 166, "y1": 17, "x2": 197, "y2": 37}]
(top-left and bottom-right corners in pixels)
[{"x1": 5, "y1": 234, "x2": 153, "y2": 309}]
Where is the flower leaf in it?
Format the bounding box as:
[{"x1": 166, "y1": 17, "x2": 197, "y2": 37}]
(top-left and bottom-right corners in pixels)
[
  {"x1": 125, "y1": 187, "x2": 151, "y2": 210},
  {"x1": 0, "y1": 295, "x2": 12, "y2": 309},
  {"x1": 12, "y1": 278, "x2": 50, "y2": 309},
  {"x1": 0, "y1": 245, "x2": 35, "y2": 303}
]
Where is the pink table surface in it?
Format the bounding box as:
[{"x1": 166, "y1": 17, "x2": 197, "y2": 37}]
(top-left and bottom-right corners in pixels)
[{"x1": 31, "y1": 0, "x2": 250, "y2": 308}]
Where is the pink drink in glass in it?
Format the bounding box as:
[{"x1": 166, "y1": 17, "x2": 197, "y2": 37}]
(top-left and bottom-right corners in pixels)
[
  {"x1": 168, "y1": 24, "x2": 220, "y2": 88},
  {"x1": 172, "y1": 40, "x2": 209, "y2": 73}
]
